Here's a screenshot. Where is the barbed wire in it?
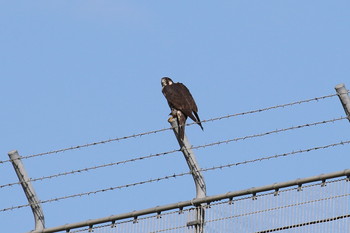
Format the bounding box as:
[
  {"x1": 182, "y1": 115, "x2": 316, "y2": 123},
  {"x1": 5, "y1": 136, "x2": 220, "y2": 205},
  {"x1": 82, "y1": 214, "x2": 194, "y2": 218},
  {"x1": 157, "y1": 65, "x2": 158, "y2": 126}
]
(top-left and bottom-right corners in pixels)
[
  {"x1": 0, "y1": 148, "x2": 181, "y2": 189},
  {"x1": 0, "y1": 116, "x2": 346, "y2": 190},
  {"x1": 0, "y1": 127, "x2": 173, "y2": 165},
  {"x1": 200, "y1": 93, "x2": 339, "y2": 124},
  {"x1": 201, "y1": 140, "x2": 350, "y2": 172},
  {"x1": 1, "y1": 139, "x2": 349, "y2": 213},
  {"x1": 0, "y1": 172, "x2": 190, "y2": 212},
  {"x1": 191, "y1": 116, "x2": 346, "y2": 150},
  {"x1": 0, "y1": 93, "x2": 339, "y2": 165}
]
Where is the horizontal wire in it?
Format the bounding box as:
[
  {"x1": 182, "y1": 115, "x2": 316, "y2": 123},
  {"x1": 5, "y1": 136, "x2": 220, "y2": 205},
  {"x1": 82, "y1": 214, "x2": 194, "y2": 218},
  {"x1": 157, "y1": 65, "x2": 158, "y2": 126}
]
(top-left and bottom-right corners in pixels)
[
  {"x1": 201, "y1": 93, "x2": 339, "y2": 124},
  {"x1": 0, "y1": 172, "x2": 191, "y2": 212},
  {"x1": 0, "y1": 127, "x2": 173, "y2": 165},
  {"x1": 0, "y1": 116, "x2": 346, "y2": 190},
  {"x1": 0, "y1": 149, "x2": 181, "y2": 189},
  {"x1": 192, "y1": 116, "x2": 346, "y2": 150},
  {"x1": 1, "y1": 139, "x2": 349, "y2": 213},
  {"x1": 201, "y1": 140, "x2": 350, "y2": 172},
  {"x1": 0, "y1": 93, "x2": 338, "y2": 165}
]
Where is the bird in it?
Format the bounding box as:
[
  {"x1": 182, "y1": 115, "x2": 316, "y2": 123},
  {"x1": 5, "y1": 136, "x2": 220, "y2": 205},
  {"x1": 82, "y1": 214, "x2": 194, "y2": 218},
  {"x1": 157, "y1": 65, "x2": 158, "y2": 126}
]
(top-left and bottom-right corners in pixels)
[{"x1": 161, "y1": 77, "x2": 204, "y2": 140}]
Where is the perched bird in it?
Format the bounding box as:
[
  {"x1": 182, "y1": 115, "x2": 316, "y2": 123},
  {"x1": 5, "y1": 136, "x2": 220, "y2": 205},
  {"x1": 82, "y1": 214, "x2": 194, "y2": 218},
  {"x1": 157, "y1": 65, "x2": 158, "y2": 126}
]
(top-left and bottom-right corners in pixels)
[{"x1": 161, "y1": 77, "x2": 204, "y2": 140}]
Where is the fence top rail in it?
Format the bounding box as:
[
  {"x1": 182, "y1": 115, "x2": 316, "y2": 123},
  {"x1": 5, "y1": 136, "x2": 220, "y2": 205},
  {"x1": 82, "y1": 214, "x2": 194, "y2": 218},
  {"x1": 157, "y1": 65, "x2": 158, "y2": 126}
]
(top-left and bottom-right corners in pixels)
[{"x1": 30, "y1": 168, "x2": 350, "y2": 233}]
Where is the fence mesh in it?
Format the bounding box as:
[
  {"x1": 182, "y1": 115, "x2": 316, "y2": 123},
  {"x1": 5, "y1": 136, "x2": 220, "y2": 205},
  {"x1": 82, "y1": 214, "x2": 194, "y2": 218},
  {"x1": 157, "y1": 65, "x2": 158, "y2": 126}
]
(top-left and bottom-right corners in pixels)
[
  {"x1": 205, "y1": 178, "x2": 349, "y2": 233},
  {"x1": 72, "y1": 177, "x2": 349, "y2": 233}
]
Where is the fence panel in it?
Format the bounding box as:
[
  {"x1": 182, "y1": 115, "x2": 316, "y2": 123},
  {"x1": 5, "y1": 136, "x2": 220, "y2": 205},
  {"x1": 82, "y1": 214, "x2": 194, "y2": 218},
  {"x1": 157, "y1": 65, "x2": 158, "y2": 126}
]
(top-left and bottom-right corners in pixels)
[{"x1": 71, "y1": 177, "x2": 349, "y2": 233}]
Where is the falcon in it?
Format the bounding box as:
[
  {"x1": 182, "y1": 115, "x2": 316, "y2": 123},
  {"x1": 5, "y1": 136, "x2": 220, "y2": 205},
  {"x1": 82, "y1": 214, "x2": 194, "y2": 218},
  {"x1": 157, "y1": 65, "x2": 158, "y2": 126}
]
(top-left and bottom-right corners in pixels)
[{"x1": 161, "y1": 77, "x2": 204, "y2": 140}]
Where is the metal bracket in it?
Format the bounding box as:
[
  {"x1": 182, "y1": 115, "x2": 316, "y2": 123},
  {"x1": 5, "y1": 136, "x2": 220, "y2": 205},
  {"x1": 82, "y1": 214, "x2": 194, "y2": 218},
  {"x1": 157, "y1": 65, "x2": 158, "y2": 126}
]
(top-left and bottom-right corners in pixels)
[
  {"x1": 111, "y1": 220, "x2": 116, "y2": 228},
  {"x1": 228, "y1": 197, "x2": 234, "y2": 205},
  {"x1": 297, "y1": 184, "x2": 303, "y2": 192},
  {"x1": 252, "y1": 193, "x2": 257, "y2": 200},
  {"x1": 187, "y1": 220, "x2": 202, "y2": 227}
]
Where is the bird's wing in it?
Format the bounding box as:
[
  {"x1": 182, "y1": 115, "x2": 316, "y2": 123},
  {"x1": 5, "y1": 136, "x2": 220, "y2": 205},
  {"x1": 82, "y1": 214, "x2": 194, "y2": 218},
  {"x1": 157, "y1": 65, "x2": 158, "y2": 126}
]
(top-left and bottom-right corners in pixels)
[
  {"x1": 162, "y1": 83, "x2": 198, "y2": 113},
  {"x1": 163, "y1": 82, "x2": 204, "y2": 130}
]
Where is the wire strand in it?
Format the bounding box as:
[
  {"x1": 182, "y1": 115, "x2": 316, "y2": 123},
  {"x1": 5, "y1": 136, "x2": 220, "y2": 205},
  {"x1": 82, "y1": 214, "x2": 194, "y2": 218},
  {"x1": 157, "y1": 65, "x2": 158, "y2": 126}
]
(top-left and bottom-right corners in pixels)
[
  {"x1": 201, "y1": 140, "x2": 350, "y2": 172},
  {"x1": 0, "y1": 116, "x2": 346, "y2": 189},
  {"x1": 1, "y1": 139, "x2": 349, "y2": 213},
  {"x1": 0, "y1": 93, "x2": 338, "y2": 165},
  {"x1": 201, "y1": 93, "x2": 339, "y2": 124}
]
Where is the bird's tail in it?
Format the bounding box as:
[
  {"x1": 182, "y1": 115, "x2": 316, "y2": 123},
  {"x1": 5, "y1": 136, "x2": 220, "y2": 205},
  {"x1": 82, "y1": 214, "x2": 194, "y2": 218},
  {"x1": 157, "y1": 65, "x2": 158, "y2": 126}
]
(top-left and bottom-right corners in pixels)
[{"x1": 193, "y1": 112, "x2": 204, "y2": 130}]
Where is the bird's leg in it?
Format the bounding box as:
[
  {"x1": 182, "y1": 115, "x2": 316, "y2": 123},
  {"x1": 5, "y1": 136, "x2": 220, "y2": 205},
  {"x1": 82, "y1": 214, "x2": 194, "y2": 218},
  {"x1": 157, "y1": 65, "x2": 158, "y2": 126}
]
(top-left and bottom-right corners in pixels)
[
  {"x1": 168, "y1": 116, "x2": 175, "y2": 123},
  {"x1": 168, "y1": 109, "x2": 178, "y2": 122}
]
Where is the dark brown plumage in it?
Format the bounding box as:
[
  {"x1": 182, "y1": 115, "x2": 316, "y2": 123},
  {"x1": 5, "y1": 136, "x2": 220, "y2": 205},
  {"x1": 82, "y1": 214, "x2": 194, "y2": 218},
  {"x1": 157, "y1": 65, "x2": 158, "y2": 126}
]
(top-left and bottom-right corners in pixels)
[{"x1": 161, "y1": 77, "x2": 203, "y2": 140}]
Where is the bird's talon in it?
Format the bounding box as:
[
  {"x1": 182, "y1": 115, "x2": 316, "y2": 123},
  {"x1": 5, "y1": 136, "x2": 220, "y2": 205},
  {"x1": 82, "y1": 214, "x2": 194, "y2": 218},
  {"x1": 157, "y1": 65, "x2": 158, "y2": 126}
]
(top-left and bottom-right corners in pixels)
[{"x1": 168, "y1": 116, "x2": 175, "y2": 123}]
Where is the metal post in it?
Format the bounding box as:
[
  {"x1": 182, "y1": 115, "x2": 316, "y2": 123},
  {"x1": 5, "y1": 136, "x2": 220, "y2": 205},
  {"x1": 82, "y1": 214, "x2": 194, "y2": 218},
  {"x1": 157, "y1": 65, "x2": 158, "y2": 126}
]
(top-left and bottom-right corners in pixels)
[
  {"x1": 168, "y1": 117, "x2": 206, "y2": 233},
  {"x1": 335, "y1": 83, "x2": 350, "y2": 122},
  {"x1": 8, "y1": 150, "x2": 45, "y2": 231}
]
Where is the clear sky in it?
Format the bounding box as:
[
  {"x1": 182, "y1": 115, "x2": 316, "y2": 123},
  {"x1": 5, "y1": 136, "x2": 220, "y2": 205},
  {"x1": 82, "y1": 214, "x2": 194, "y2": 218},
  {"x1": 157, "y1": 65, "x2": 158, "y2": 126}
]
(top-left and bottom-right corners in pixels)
[{"x1": 1, "y1": 1, "x2": 350, "y2": 233}]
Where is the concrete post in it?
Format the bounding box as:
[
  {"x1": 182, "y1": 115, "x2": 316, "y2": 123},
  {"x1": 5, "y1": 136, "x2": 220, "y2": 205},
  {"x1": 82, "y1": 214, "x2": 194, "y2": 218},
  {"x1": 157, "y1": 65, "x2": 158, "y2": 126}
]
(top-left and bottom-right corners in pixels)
[
  {"x1": 335, "y1": 83, "x2": 350, "y2": 122},
  {"x1": 168, "y1": 117, "x2": 206, "y2": 233},
  {"x1": 8, "y1": 150, "x2": 45, "y2": 231}
]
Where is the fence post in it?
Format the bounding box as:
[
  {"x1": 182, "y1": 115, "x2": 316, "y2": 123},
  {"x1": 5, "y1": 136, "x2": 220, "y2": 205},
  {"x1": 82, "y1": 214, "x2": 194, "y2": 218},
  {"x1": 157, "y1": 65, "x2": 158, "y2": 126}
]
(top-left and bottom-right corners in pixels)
[
  {"x1": 168, "y1": 117, "x2": 206, "y2": 233},
  {"x1": 8, "y1": 150, "x2": 45, "y2": 231},
  {"x1": 335, "y1": 83, "x2": 350, "y2": 122}
]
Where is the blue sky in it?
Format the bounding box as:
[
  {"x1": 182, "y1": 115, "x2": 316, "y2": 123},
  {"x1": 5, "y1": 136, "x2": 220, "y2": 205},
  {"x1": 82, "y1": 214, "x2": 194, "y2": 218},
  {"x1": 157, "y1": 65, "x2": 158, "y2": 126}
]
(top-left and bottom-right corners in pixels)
[{"x1": 1, "y1": 1, "x2": 350, "y2": 232}]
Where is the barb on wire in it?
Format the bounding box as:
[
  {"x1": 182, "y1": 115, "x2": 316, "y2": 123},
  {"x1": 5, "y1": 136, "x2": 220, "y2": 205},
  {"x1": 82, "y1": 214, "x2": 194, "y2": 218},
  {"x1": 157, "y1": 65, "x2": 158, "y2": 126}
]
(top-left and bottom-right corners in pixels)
[
  {"x1": 0, "y1": 116, "x2": 346, "y2": 190},
  {"x1": 0, "y1": 93, "x2": 338, "y2": 165},
  {"x1": 2, "y1": 139, "x2": 349, "y2": 213}
]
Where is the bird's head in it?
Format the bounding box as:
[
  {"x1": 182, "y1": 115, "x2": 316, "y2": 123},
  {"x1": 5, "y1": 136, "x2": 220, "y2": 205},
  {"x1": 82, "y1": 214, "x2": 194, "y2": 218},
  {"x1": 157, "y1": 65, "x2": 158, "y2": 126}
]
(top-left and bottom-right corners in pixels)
[{"x1": 161, "y1": 77, "x2": 174, "y2": 87}]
